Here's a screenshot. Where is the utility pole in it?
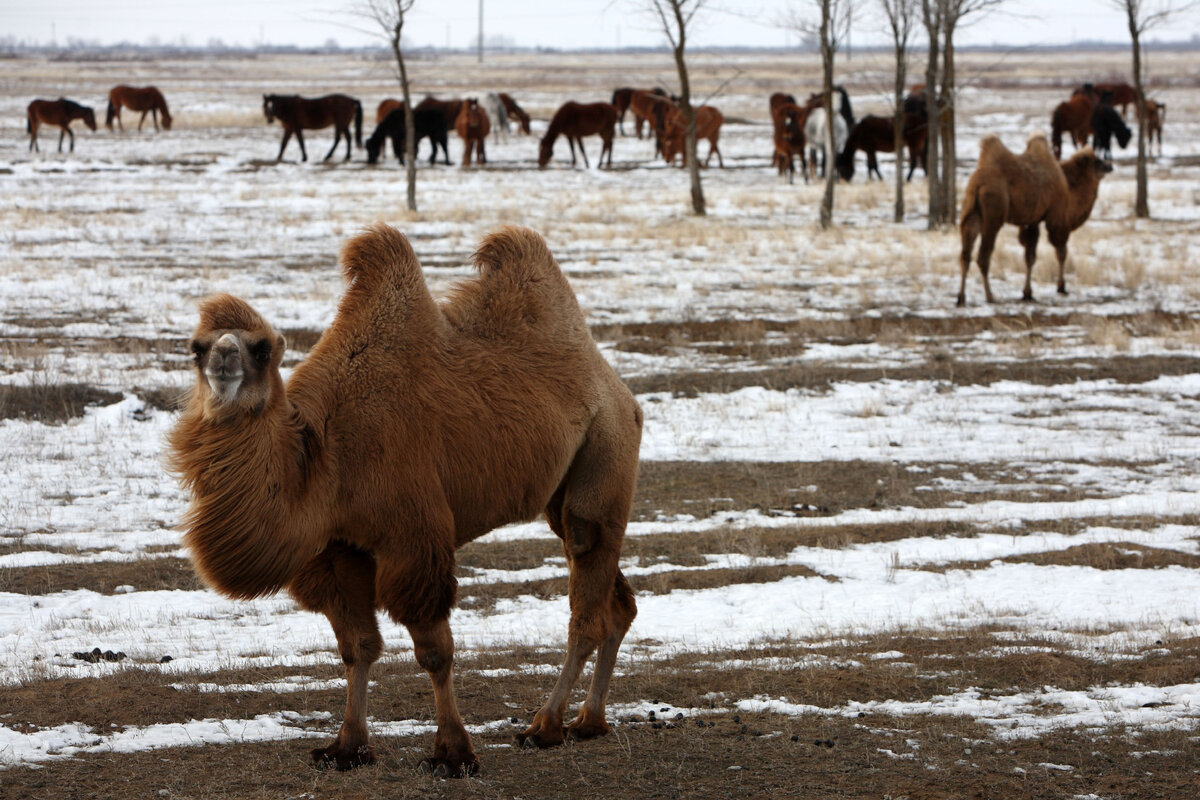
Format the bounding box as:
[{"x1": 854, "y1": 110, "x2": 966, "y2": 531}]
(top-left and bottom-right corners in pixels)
[{"x1": 477, "y1": 0, "x2": 483, "y2": 62}]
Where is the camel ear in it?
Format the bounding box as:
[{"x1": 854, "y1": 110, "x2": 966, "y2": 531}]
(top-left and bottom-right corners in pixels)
[{"x1": 275, "y1": 333, "x2": 287, "y2": 359}]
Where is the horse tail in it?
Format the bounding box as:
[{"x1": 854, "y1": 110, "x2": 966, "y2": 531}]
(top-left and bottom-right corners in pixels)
[
  {"x1": 354, "y1": 100, "x2": 363, "y2": 148},
  {"x1": 26, "y1": 111, "x2": 31, "y2": 133},
  {"x1": 105, "y1": 99, "x2": 115, "y2": 130}
]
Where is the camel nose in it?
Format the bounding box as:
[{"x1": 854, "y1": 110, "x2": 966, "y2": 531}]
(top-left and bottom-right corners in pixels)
[{"x1": 208, "y1": 334, "x2": 245, "y2": 378}]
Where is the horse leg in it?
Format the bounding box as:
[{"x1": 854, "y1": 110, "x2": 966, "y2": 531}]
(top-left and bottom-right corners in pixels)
[
  {"x1": 867, "y1": 151, "x2": 881, "y2": 180},
  {"x1": 288, "y1": 542, "x2": 383, "y2": 771},
  {"x1": 138, "y1": 110, "x2": 148, "y2": 132},
  {"x1": 277, "y1": 130, "x2": 291, "y2": 161},
  {"x1": 296, "y1": 130, "x2": 308, "y2": 162},
  {"x1": 28, "y1": 119, "x2": 38, "y2": 152},
  {"x1": 713, "y1": 141, "x2": 723, "y2": 168},
  {"x1": 601, "y1": 136, "x2": 613, "y2": 169},
  {"x1": 323, "y1": 130, "x2": 341, "y2": 162},
  {"x1": 1018, "y1": 224, "x2": 1041, "y2": 302},
  {"x1": 479, "y1": 138, "x2": 486, "y2": 165},
  {"x1": 519, "y1": 403, "x2": 640, "y2": 749},
  {"x1": 577, "y1": 138, "x2": 589, "y2": 169},
  {"x1": 1048, "y1": 227, "x2": 1070, "y2": 296},
  {"x1": 152, "y1": 109, "x2": 159, "y2": 132},
  {"x1": 344, "y1": 127, "x2": 353, "y2": 161}
]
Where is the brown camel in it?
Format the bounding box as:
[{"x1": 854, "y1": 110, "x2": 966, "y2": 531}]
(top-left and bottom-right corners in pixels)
[
  {"x1": 661, "y1": 105, "x2": 724, "y2": 168},
  {"x1": 168, "y1": 225, "x2": 642, "y2": 777},
  {"x1": 958, "y1": 132, "x2": 1112, "y2": 306}
]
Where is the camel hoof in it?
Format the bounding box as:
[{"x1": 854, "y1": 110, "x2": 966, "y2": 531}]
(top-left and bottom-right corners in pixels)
[
  {"x1": 1021, "y1": 294, "x2": 1035, "y2": 303},
  {"x1": 955, "y1": 295, "x2": 966, "y2": 308},
  {"x1": 565, "y1": 717, "x2": 610, "y2": 741},
  {"x1": 1058, "y1": 286, "x2": 1069, "y2": 295},
  {"x1": 418, "y1": 754, "x2": 479, "y2": 778},
  {"x1": 516, "y1": 725, "x2": 566, "y2": 749},
  {"x1": 311, "y1": 742, "x2": 375, "y2": 771}
]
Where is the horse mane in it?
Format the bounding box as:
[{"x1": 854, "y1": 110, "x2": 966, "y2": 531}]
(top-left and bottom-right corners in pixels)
[{"x1": 61, "y1": 98, "x2": 85, "y2": 114}]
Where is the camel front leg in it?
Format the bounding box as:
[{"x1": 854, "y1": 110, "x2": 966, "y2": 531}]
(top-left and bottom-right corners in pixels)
[
  {"x1": 407, "y1": 618, "x2": 478, "y2": 777},
  {"x1": 1018, "y1": 224, "x2": 1041, "y2": 302},
  {"x1": 288, "y1": 543, "x2": 383, "y2": 771}
]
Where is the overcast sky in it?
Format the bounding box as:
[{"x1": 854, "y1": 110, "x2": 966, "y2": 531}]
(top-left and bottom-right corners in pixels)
[{"x1": 4, "y1": 1, "x2": 1198, "y2": 50}]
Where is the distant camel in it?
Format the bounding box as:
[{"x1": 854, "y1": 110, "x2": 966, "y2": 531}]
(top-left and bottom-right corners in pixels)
[
  {"x1": 106, "y1": 85, "x2": 172, "y2": 132},
  {"x1": 958, "y1": 132, "x2": 1111, "y2": 306},
  {"x1": 168, "y1": 225, "x2": 642, "y2": 777}
]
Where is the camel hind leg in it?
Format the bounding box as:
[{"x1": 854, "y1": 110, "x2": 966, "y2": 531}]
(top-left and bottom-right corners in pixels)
[
  {"x1": 1018, "y1": 223, "x2": 1041, "y2": 302},
  {"x1": 519, "y1": 398, "x2": 642, "y2": 748},
  {"x1": 288, "y1": 542, "x2": 383, "y2": 771},
  {"x1": 958, "y1": 211, "x2": 981, "y2": 307}
]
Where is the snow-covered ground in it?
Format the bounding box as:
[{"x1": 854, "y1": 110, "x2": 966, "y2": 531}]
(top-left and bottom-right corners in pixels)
[{"x1": 2, "y1": 50, "x2": 1200, "y2": 767}]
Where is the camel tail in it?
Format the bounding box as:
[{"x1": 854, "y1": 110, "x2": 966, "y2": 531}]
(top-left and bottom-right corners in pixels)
[{"x1": 354, "y1": 100, "x2": 363, "y2": 147}]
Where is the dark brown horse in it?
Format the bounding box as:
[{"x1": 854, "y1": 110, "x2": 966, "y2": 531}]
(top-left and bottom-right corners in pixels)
[
  {"x1": 1051, "y1": 94, "x2": 1094, "y2": 158},
  {"x1": 263, "y1": 94, "x2": 362, "y2": 162},
  {"x1": 455, "y1": 98, "x2": 490, "y2": 167},
  {"x1": 771, "y1": 101, "x2": 808, "y2": 183},
  {"x1": 106, "y1": 85, "x2": 172, "y2": 132},
  {"x1": 836, "y1": 113, "x2": 928, "y2": 182},
  {"x1": 27, "y1": 98, "x2": 96, "y2": 153},
  {"x1": 538, "y1": 102, "x2": 618, "y2": 169}
]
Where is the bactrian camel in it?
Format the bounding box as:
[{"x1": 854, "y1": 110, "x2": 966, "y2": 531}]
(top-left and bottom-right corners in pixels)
[
  {"x1": 168, "y1": 224, "x2": 643, "y2": 777},
  {"x1": 958, "y1": 131, "x2": 1111, "y2": 306}
]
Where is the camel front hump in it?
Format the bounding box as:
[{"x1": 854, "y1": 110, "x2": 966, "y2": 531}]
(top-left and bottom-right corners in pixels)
[{"x1": 168, "y1": 224, "x2": 641, "y2": 777}]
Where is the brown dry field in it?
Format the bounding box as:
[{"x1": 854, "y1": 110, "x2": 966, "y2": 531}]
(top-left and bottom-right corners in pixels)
[{"x1": 4, "y1": 45, "x2": 1200, "y2": 800}]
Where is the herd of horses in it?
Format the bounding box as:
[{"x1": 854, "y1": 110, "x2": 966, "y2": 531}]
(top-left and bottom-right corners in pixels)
[{"x1": 1050, "y1": 81, "x2": 1165, "y2": 160}]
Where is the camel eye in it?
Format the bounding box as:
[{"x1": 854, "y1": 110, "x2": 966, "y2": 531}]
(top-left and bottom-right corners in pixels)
[
  {"x1": 190, "y1": 340, "x2": 208, "y2": 364},
  {"x1": 251, "y1": 339, "x2": 272, "y2": 364}
]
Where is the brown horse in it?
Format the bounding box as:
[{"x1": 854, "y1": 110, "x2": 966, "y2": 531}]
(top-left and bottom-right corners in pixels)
[
  {"x1": 771, "y1": 102, "x2": 808, "y2": 183},
  {"x1": 836, "y1": 113, "x2": 928, "y2": 182},
  {"x1": 538, "y1": 102, "x2": 618, "y2": 169},
  {"x1": 615, "y1": 86, "x2": 670, "y2": 138},
  {"x1": 1051, "y1": 94, "x2": 1094, "y2": 158},
  {"x1": 27, "y1": 98, "x2": 96, "y2": 153},
  {"x1": 455, "y1": 98, "x2": 490, "y2": 167},
  {"x1": 629, "y1": 90, "x2": 676, "y2": 157},
  {"x1": 661, "y1": 105, "x2": 724, "y2": 168},
  {"x1": 1145, "y1": 99, "x2": 1165, "y2": 155},
  {"x1": 376, "y1": 98, "x2": 403, "y2": 124},
  {"x1": 263, "y1": 94, "x2": 362, "y2": 162},
  {"x1": 106, "y1": 85, "x2": 172, "y2": 132}
]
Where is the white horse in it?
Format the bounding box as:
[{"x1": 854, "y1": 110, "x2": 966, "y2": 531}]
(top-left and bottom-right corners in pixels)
[
  {"x1": 804, "y1": 107, "x2": 848, "y2": 181},
  {"x1": 485, "y1": 92, "x2": 510, "y2": 141}
]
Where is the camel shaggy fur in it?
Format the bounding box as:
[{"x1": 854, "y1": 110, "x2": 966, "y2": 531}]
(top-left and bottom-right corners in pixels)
[
  {"x1": 168, "y1": 225, "x2": 642, "y2": 777},
  {"x1": 958, "y1": 132, "x2": 1112, "y2": 306}
]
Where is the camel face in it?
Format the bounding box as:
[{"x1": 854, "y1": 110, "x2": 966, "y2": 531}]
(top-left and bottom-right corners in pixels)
[{"x1": 190, "y1": 329, "x2": 282, "y2": 415}]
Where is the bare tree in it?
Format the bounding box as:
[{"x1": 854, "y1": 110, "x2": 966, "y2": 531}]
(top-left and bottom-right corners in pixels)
[
  {"x1": 1109, "y1": 0, "x2": 1195, "y2": 218},
  {"x1": 880, "y1": 0, "x2": 916, "y2": 223},
  {"x1": 938, "y1": 0, "x2": 1005, "y2": 223},
  {"x1": 647, "y1": 0, "x2": 708, "y2": 215},
  {"x1": 357, "y1": 0, "x2": 418, "y2": 212},
  {"x1": 919, "y1": 0, "x2": 945, "y2": 228},
  {"x1": 783, "y1": 0, "x2": 853, "y2": 229}
]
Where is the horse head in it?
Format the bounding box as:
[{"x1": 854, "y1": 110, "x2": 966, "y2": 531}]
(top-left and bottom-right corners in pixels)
[
  {"x1": 82, "y1": 107, "x2": 97, "y2": 131},
  {"x1": 263, "y1": 95, "x2": 275, "y2": 123},
  {"x1": 537, "y1": 136, "x2": 553, "y2": 168},
  {"x1": 1115, "y1": 118, "x2": 1132, "y2": 149}
]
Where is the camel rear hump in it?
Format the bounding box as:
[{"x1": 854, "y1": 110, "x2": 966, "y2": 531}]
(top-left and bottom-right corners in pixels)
[{"x1": 444, "y1": 225, "x2": 586, "y2": 342}]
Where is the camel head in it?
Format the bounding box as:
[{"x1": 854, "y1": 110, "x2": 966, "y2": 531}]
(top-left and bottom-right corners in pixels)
[{"x1": 187, "y1": 294, "x2": 286, "y2": 419}]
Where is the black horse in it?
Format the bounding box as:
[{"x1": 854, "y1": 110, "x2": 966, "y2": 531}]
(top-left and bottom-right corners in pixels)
[
  {"x1": 1090, "y1": 101, "x2": 1131, "y2": 161},
  {"x1": 365, "y1": 107, "x2": 451, "y2": 166}
]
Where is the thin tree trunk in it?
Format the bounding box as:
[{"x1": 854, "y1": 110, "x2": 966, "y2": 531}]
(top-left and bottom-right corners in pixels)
[
  {"x1": 391, "y1": 31, "x2": 417, "y2": 212},
  {"x1": 940, "y1": 33, "x2": 957, "y2": 222},
  {"x1": 1131, "y1": 27, "x2": 1149, "y2": 218},
  {"x1": 893, "y1": 41, "x2": 906, "y2": 223},
  {"x1": 923, "y1": 5, "x2": 943, "y2": 230},
  {"x1": 670, "y1": 17, "x2": 704, "y2": 215},
  {"x1": 819, "y1": 5, "x2": 836, "y2": 229}
]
